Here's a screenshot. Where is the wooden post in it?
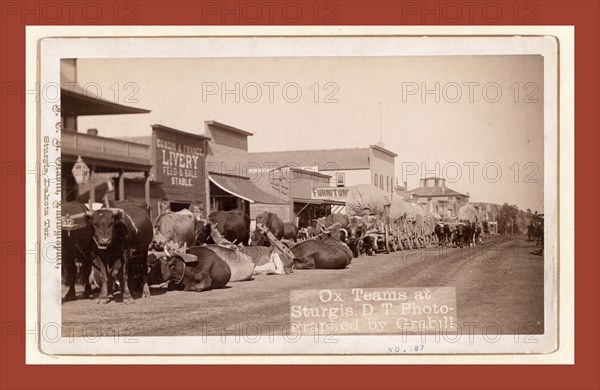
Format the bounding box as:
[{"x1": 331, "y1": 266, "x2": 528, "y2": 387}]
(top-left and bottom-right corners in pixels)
[
  {"x1": 89, "y1": 165, "x2": 96, "y2": 205},
  {"x1": 144, "y1": 171, "x2": 150, "y2": 206},
  {"x1": 118, "y1": 170, "x2": 125, "y2": 200}
]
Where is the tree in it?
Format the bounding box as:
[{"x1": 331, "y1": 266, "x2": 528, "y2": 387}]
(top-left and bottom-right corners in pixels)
[{"x1": 496, "y1": 203, "x2": 521, "y2": 234}]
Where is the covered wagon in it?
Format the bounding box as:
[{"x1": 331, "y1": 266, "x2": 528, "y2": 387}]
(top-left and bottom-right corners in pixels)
[{"x1": 345, "y1": 184, "x2": 394, "y2": 254}]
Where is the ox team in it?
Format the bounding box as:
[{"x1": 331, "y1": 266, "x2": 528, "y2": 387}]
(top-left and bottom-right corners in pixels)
[{"x1": 62, "y1": 183, "x2": 489, "y2": 304}]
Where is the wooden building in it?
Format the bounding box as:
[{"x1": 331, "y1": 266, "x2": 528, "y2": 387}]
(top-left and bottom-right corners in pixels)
[
  {"x1": 408, "y1": 177, "x2": 470, "y2": 218},
  {"x1": 204, "y1": 121, "x2": 288, "y2": 218},
  {"x1": 60, "y1": 59, "x2": 153, "y2": 207}
]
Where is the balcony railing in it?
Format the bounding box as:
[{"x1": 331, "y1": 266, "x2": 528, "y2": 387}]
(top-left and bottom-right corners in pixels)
[{"x1": 62, "y1": 131, "x2": 151, "y2": 169}]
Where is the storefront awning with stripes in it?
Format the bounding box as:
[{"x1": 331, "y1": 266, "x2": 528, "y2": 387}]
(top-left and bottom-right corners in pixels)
[{"x1": 209, "y1": 173, "x2": 288, "y2": 204}]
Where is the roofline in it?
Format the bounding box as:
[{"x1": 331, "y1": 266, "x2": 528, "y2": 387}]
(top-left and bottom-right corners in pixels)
[
  {"x1": 408, "y1": 187, "x2": 468, "y2": 197},
  {"x1": 410, "y1": 193, "x2": 468, "y2": 197},
  {"x1": 289, "y1": 167, "x2": 331, "y2": 178},
  {"x1": 249, "y1": 147, "x2": 370, "y2": 155},
  {"x1": 269, "y1": 165, "x2": 332, "y2": 178},
  {"x1": 61, "y1": 87, "x2": 151, "y2": 115},
  {"x1": 205, "y1": 120, "x2": 254, "y2": 137},
  {"x1": 369, "y1": 144, "x2": 398, "y2": 157},
  {"x1": 208, "y1": 171, "x2": 250, "y2": 180},
  {"x1": 151, "y1": 124, "x2": 211, "y2": 141}
]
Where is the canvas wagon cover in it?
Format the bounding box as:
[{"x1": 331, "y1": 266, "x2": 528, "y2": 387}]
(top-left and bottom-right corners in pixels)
[
  {"x1": 345, "y1": 184, "x2": 391, "y2": 217},
  {"x1": 458, "y1": 204, "x2": 479, "y2": 222},
  {"x1": 405, "y1": 203, "x2": 426, "y2": 220},
  {"x1": 389, "y1": 198, "x2": 413, "y2": 220}
]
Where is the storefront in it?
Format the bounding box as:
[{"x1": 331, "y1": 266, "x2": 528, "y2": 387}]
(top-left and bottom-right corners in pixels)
[
  {"x1": 205, "y1": 120, "x2": 289, "y2": 217},
  {"x1": 60, "y1": 85, "x2": 153, "y2": 206},
  {"x1": 149, "y1": 124, "x2": 209, "y2": 218}
]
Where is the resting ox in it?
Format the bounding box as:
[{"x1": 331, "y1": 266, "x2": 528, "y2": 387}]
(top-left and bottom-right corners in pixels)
[
  {"x1": 85, "y1": 200, "x2": 153, "y2": 304},
  {"x1": 241, "y1": 246, "x2": 294, "y2": 274},
  {"x1": 147, "y1": 246, "x2": 231, "y2": 292},
  {"x1": 292, "y1": 238, "x2": 353, "y2": 270},
  {"x1": 204, "y1": 245, "x2": 255, "y2": 281}
]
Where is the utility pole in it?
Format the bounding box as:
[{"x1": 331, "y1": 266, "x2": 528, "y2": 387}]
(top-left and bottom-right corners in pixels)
[{"x1": 379, "y1": 101, "x2": 383, "y2": 143}]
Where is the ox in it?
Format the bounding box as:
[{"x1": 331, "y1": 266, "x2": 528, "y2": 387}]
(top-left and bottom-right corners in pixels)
[
  {"x1": 197, "y1": 209, "x2": 251, "y2": 246},
  {"x1": 147, "y1": 246, "x2": 231, "y2": 292},
  {"x1": 434, "y1": 223, "x2": 449, "y2": 247},
  {"x1": 346, "y1": 222, "x2": 365, "y2": 258},
  {"x1": 251, "y1": 212, "x2": 284, "y2": 246},
  {"x1": 241, "y1": 245, "x2": 294, "y2": 274},
  {"x1": 152, "y1": 209, "x2": 200, "y2": 250},
  {"x1": 204, "y1": 245, "x2": 255, "y2": 281},
  {"x1": 291, "y1": 237, "x2": 353, "y2": 270},
  {"x1": 62, "y1": 201, "x2": 94, "y2": 302},
  {"x1": 282, "y1": 222, "x2": 298, "y2": 242},
  {"x1": 85, "y1": 200, "x2": 153, "y2": 304}
]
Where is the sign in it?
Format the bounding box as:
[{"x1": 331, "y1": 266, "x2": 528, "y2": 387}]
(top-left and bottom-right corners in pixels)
[
  {"x1": 71, "y1": 156, "x2": 90, "y2": 185},
  {"x1": 152, "y1": 126, "x2": 207, "y2": 203},
  {"x1": 156, "y1": 137, "x2": 203, "y2": 188},
  {"x1": 290, "y1": 287, "x2": 456, "y2": 335},
  {"x1": 310, "y1": 187, "x2": 349, "y2": 200}
]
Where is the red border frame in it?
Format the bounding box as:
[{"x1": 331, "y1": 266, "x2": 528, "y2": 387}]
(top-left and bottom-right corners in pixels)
[{"x1": 1, "y1": 1, "x2": 598, "y2": 389}]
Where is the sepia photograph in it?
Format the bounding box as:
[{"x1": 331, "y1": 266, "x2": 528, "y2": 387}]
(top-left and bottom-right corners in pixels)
[{"x1": 37, "y1": 36, "x2": 558, "y2": 355}]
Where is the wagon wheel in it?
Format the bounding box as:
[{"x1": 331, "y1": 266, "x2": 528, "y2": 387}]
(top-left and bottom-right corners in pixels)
[
  {"x1": 394, "y1": 229, "x2": 402, "y2": 251},
  {"x1": 384, "y1": 225, "x2": 390, "y2": 254}
]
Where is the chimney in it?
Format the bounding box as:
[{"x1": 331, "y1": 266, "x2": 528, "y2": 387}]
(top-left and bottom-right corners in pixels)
[
  {"x1": 404, "y1": 181, "x2": 408, "y2": 189},
  {"x1": 87, "y1": 128, "x2": 98, "y2": 136},
  {"x1": 420, "y1": 178, "x2": 425, "y2": 187},
  {"x1": 441, "y1": 178, "x2": 446, "y2": 194}
]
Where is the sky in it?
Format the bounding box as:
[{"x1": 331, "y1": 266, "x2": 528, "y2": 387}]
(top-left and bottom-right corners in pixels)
[{"x1": 74, "y1": 55, "x2": 545, "y2": 212}]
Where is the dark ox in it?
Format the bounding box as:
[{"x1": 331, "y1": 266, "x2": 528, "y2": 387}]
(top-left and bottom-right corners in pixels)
[
  {"x1": 62, "y1": 201, "x2": 94, "y2": 302},
  {"x1": 346, "y1": 222, "x2": 365, "y2": 258},
  {"x1": 282, "y1": 222, "x2": 299, "y2": 242},
  {"x1": 197, "y1": 209, "x2": 251, "y2": 246},
  {"x1": 434, "y1": 223, "x2": 446, "y2": 246},
  {"x1": 147, "y1": 246, "x2": 231, "y2": 292},
  {"x1": 252, "y1": 212, "x2": 284, "y2": 246},
  {"x1": 85, "y1": 200, "x2": 153, "y2": 304},
  {"x1": 291, "y1": 237, "x2": 353, "y2": 270},
  {"x1": 444, "y1": 223, "x2": 453, "y2": 244}
]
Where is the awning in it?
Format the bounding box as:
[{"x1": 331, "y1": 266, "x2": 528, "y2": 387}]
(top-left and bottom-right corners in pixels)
[
  {"x1": 61, "y1": 87, "x2": 151, "y2": 116},
  {"x1": 209, "y1": 173, "x2": 288, "y2": 205},
  {"x1": 293, "y1": 198, "x2": 346, "y2": 206},
  {"x1": 323, "y1": 199, "x2": 346, "y2": 206},
  {"x1": 293, "y1": 198, "x2": 324, "y2": 205}
]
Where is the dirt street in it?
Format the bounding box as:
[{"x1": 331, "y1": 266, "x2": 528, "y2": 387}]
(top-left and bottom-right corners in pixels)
[{"x1": 62, "y1": 235, "x2": 544, "y2": 337}]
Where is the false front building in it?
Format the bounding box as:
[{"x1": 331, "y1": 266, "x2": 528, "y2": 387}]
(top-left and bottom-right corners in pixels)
[{"x1": 248, "y1": 144, "x2": 397, "y2": 226}]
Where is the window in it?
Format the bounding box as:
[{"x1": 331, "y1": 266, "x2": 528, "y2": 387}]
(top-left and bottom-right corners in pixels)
[
  {"x1": 380, "y1": 175, "x2": 383, "y2": 189},
  {"x1": 336, "y1": 172, "x2": 345, "y2": 187},
  {"x1": 386, "y1": 176, "x2": 389, "y2": 192},
  {"x1": 374, "y1": 174, "x2": 378, "y2": 186}
]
